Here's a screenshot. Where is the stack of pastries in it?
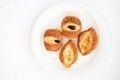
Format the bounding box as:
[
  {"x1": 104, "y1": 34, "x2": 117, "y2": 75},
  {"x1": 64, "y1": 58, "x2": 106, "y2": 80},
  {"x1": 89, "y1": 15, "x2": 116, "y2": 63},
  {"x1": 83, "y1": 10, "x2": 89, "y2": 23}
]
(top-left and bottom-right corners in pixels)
[{"x1": 44, "y1": 16, "x2": 98, "y2": 68}]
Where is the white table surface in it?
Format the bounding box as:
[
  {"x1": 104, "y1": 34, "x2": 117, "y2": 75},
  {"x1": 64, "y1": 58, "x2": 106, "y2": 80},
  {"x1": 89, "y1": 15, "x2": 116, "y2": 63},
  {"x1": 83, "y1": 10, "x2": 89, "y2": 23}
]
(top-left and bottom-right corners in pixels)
[{"x1": 0, "y1": 0, "x2": 120, "y2": 80}]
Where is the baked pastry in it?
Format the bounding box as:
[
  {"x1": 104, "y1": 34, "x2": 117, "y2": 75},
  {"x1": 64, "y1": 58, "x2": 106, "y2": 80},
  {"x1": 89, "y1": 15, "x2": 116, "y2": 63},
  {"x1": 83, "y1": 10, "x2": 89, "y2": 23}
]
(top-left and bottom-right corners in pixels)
[
  {"x1": 59, "y1": 40, "x2": 78, "y2": 68},
  {"x1": 61, "y1": 16, "x2": 82, "y2": 38},
  {"x1": 44, "y1": 29, "x2": 63, "y2": 51},
  {"x1": 77, "y1": 27, "x2": 98, "y2": 56}
]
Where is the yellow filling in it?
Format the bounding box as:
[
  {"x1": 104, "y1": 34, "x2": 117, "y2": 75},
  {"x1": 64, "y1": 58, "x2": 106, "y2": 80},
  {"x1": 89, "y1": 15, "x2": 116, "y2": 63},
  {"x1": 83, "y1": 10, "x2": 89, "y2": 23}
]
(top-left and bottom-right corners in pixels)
[
  {"x1": 63, "y1": 45, "x2": 74, "y2": 66},
  {"x1": 44, "y1": 36, "x2": 59, "y2": 44},
  {"x1": 80, "y1": 32, "x2": 92, "y2": 54}
]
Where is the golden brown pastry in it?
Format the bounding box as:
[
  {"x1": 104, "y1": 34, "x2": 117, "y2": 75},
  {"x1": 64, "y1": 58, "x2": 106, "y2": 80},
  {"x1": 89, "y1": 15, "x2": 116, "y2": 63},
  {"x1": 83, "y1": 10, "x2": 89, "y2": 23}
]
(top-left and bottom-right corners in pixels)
[
  {"x1": 59, "y1": 40, "x2": 78, "y2": 68},
  {"x1": 44, "y1": 29, "x2": 63, "y2": 51},
  {"x1": 77, "y1": 27, "x2": 98, "y2": 56},
  {"x1": 61, "y1": 16, "x2": 82, "y2": 38}
]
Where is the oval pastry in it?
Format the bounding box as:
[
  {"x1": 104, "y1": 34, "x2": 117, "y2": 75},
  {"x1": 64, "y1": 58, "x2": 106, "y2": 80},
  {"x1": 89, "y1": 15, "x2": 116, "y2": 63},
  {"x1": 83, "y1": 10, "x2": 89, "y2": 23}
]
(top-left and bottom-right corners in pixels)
[
  {"x1": 78, "y1": 27, "x2": 98, "y2": 56},
  {"x1": 59, "y1": 40, "x2": 78, "y2": 68},
  {"x1": 44, "y1": 29, "x2": 63, "y2": 51},
  {"x1": 61, "y1": 16, "x2": 82, "y2": 38}
]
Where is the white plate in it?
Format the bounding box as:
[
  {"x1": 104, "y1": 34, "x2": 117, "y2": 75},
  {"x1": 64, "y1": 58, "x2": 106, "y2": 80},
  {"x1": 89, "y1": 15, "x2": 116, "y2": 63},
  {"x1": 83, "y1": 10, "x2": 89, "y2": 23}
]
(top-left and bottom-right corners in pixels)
[{"x1": 31, "y1": 1, "x2": 109, "y2": 80}]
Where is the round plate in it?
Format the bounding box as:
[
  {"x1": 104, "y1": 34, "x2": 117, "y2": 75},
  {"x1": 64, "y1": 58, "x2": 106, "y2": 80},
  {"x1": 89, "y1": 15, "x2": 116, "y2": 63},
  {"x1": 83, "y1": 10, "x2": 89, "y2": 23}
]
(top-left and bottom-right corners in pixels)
[{"x1": 31, "y1": 1, "x2": 109, "y2": 80}]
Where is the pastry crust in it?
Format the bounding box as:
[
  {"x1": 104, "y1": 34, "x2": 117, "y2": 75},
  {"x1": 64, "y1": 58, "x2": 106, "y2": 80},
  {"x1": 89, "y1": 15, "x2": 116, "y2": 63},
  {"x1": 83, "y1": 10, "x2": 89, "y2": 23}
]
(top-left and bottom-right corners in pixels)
[
  {"x1": 61, "y1": 16, "x2": 82, "y2": 38},
  {"x1": 44, "y1": 29, "x2": 63, "y2": 51},
  {"x1": 61, "y1": 16, "x2": 81, "y2": 26},
  {"x1": 59, "y1": 40, "x2": 78, "y2": 68},
  {"x1": 78, "y1": 27, "x2": 98, "y2": 56}
]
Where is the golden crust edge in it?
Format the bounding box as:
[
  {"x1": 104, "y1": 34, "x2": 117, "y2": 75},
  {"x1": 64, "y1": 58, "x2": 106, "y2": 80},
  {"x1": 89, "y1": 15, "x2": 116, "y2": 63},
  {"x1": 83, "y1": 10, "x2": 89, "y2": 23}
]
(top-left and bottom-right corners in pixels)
[
  {"x1": 61, "y1": 16, "x2": 82, "y2": 27},
  {"x1": 44, "y1": 42, "x2": 62, "y2": 51}
]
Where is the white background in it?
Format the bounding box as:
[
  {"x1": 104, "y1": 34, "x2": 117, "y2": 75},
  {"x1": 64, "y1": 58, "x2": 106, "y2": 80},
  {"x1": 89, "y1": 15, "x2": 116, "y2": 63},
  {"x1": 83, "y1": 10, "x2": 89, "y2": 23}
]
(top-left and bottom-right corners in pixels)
[{"x1": 0, "y1": 0, "x2": 120, "y2": 80}]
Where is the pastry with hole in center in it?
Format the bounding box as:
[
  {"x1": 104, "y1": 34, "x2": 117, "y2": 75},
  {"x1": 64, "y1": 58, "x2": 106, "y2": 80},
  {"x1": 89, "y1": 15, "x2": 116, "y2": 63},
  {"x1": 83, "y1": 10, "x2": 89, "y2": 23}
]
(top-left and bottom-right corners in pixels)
[
  {"x1": 59, "y1": 40, "x2": 78, "y2": 68},
  {"x1": 77, "y1": 27, "x2": 98, "y2": 56},
  {"x1": 61, "y1": 16, "x2": 82, "y2": 38},
  {"x1": 44, "y1": 29, "x2": 63, "y2": 51}
]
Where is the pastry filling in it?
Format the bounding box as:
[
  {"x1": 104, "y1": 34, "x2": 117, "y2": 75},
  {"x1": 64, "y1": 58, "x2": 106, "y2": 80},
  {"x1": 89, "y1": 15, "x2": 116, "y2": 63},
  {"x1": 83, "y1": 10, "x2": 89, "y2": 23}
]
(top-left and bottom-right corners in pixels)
[
  {"x1": 81, "y1": 36, "x2": 92, "y2": 51},
  {"x1": 44, "y1": 36, "x2": 61, "y2": 44},
  {"x1": 54, "y1": 40, "x2": 61, "y2": 43},
  {"x1": 80, "y1": 32, "x2": 93, "y2": 54},
  {"x1": 63, "y1": 23, "x2": 80, "y2": 31},
  {"x1": 63, "y1": 45, "x2": 74, "y2": 66},
  {"x1": 68, "y1": 25, "x2": 76, "y2": 30}
]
